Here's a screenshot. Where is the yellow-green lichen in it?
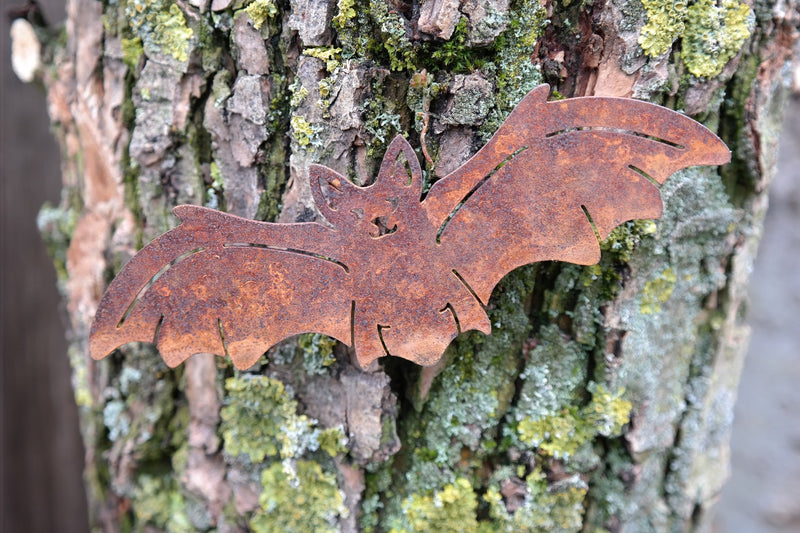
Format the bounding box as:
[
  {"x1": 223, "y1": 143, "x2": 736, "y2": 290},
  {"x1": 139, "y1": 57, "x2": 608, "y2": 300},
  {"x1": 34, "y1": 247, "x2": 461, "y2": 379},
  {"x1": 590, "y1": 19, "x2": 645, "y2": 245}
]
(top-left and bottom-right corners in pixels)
[
  {"x1": 681, "y1": 0, "x2": 753, "y2": 78},
  {"x1": 125, "y1": 0, "x2": 194, "y2": 62},
  {"x1": 391, "y1": 478, "x2": 479, "y2": 533},
  {"x1": 132, "y1": 475, "x2": 193, "y2": 533},
  {"x1": 640, "y1": 267, "x2": 677, "y2": 314},
  {"x1": 244, "y1": 0, "x2": 278, "y2": 30},
  {"x1": 220, "y1": 375, "x2": 341, "y2": 462},
  {"x1": 333, "y1": 0, "x2": 357, "y2": 29},
  {"x1": 517, "y1": 385, "x2": 631, "y2": 459},
  {"x1": 250, "y1": 461, "x2": 347, "y2": 533},
  {"x1": 638, "y1": 0, "x2": 752, "y2": 78},
  {"x1": 290, "y1": 115, "x2": 322, "y2": 148},
  {"x1": 638, "y1": 0, "x2": 688, "y2": 57},
  {"x1": 303, "y1": 47, "x2": 342, "y2": 73},
  {"x1": 364, "y1": 79, "x2": 403, "y2": 157},
  {"x1": 518, "y1": 410, "x2": 592, "y2": 458},
  {"x1": 583, "y1": 384, "x2": 633, "y2": 437}
]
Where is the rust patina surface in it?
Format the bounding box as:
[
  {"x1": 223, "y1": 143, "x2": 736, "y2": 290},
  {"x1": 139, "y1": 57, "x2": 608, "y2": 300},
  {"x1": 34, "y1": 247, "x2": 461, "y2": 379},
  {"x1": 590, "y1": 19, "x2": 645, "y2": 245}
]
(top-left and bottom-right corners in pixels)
[{"x1": 89, "y1": 85, "x2": 730, "y2": 370}]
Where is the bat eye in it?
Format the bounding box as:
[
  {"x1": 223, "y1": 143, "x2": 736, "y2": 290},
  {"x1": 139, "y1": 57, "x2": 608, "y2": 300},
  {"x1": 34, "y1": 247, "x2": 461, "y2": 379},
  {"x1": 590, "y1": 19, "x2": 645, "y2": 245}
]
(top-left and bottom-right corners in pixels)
[{"x1": 350, "y1": 208, "x2": 364, "y2": 220}]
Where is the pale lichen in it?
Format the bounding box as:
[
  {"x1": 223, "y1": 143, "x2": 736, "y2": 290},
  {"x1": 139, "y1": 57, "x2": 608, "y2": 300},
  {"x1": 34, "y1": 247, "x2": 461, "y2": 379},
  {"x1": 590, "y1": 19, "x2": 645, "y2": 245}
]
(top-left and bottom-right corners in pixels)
[
  {"x1": 298, "y1": 333, "x2": 338, "y2": 375},
  {"x1": 485, "y1": 468, "x2": 587, "y2": 532}
]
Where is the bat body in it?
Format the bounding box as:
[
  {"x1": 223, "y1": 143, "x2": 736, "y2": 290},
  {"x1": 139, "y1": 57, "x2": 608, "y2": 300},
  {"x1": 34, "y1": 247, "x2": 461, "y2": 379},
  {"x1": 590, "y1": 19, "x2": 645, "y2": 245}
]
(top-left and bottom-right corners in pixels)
[{"x1": 89, "y1": 85, "x2": 730, "y2": 370}]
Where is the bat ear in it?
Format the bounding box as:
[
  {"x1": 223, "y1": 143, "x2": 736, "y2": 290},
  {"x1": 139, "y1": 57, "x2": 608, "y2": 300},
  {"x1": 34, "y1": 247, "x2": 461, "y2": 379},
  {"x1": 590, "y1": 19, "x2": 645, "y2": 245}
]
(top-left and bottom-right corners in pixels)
[
  {"x1": 375, "y1": 135, "x2": 423, "y2": 202},
  {"x1": 309, "y1": 164, "x2": 359, "y2": 228}
]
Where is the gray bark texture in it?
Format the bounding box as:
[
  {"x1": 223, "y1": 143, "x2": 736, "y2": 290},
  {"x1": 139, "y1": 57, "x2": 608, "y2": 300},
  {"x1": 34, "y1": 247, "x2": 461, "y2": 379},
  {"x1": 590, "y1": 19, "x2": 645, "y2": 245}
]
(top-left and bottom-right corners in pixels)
[{"x1": 22, "y1": 0, "x2": 799, "y2": 530}]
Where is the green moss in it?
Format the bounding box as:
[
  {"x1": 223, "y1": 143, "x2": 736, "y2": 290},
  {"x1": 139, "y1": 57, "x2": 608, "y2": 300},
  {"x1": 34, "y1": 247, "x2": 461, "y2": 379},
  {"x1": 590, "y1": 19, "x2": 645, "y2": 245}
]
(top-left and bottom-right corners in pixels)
[
  {"x1": 124, "y1": 0, "x2": 194, "y2": 62},
  {"x1": 681, "y1": 0, "x2": 753, "y2": 78},
  {"x1": 243, "y1": 0, "x2": 278, "y2": 30},
  {"x1": 220, "y1": 375, "x2": 342, "y2": 462},
  {"x1": 391, "y1": 478, "x2": 479, "y2": 533},
  {"x1": 250, "y1": 461, "x2": 346, "y2": 533},
  {"x1": 429, "y1": 18, "x2": 479, "y2": 73},
  {"x1": 298, "y1": 333, "x2": 338, "y2": 375},
  {"x1": 255, "y1": 132, "x2": 290, "y2": 222},
  {"x1": 639, "y1": 267, "x2": 678, "y2": 314},
  {"x1": 121, "y1": 36, "x2": 143, "y2": 71},
  {"x1": 601, "y1": 219, "x2": 658, "y2": 262}
]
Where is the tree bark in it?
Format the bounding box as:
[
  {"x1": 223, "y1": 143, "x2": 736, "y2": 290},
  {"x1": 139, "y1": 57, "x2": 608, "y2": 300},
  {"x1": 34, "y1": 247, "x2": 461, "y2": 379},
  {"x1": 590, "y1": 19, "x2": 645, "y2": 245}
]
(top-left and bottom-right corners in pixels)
[{"x1": 26, "y1": 0, "x2": 798, "y2": 530}]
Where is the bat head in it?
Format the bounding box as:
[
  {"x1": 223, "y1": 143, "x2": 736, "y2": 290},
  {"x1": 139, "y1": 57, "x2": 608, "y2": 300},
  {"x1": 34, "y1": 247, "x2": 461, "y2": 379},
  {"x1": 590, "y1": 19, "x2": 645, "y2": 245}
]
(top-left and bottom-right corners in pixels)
[{"x1": 309, "y1": 136, "x2": 424, "y2": 238}]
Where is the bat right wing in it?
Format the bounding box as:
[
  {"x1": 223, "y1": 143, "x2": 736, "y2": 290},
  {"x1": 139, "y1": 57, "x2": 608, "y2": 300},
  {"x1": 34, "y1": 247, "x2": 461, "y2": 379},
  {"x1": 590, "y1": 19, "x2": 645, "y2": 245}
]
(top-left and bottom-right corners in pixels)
[
  {"x1": 89, "y1": 206, "x2": 352, "y2": 370},
  {"x1": 426, "y1": 85, "x2": 731, "y2": 308}
]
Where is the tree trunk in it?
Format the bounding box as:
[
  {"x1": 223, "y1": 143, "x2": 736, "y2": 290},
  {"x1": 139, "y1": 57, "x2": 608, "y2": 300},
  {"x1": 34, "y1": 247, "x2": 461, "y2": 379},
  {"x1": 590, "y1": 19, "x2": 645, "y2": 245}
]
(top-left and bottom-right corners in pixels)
[{"x1": 26, "y1": 0, "x2": 797, "y2": 530}]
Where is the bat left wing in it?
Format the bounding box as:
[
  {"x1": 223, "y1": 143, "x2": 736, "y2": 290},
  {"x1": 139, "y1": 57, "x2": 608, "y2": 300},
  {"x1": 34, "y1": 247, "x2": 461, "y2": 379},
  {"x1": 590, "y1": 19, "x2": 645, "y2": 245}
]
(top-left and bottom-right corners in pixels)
[
  {"x1": 427, "y1": 85, "x2": 730, "y2": 310},
  {"x1": 89, "y1": 206, "x2": 353, "y2": 370}
]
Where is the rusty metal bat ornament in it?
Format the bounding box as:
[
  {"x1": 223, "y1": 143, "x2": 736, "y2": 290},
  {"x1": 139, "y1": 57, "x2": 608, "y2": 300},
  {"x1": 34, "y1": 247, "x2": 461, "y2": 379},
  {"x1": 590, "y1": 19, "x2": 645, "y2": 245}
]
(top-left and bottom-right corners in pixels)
[{"x1": 89, "y1": 85, "x2": 730, "y2": 370}]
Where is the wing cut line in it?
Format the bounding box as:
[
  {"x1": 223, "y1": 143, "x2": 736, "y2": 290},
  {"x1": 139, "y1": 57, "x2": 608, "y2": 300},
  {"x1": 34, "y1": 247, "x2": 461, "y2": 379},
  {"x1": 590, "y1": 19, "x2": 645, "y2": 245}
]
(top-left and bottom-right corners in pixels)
[
  {"x1": 153, "y1": 314, "x2": 165, "y2": 345},
  {"x1": 436, "y1": 146, "x2": 529, "y2": 243},
  {"x1": 218, "y1": 318, "x2": 230, "y2": 359},
  {"x1": 580, "y1": 205, "x2": 602, "y2": 245},
  {"x1": 627, "y1": 165, "x2": 661, "y2": 188},
  {"x1": 223, "y1": 243, "x2": 350, "y2": 273},
  {"x1": 452, "y1": 269, "x2": 487, "y2": 307},
  {"x1": 117, "y1": 247, "x2": 206, "y2": 328},
  {"x1": 544, "y1": 127, "x2": 686, "y2": 150},
  {"x1": 377, "y1": 325, "x2": 392, "y2": 356},
  {"x1": 440, "y1": 303, "x2": 461, "y2": 334},
  {"x1": 350, "y1": 301, "x2": 356, "y2": 349}
]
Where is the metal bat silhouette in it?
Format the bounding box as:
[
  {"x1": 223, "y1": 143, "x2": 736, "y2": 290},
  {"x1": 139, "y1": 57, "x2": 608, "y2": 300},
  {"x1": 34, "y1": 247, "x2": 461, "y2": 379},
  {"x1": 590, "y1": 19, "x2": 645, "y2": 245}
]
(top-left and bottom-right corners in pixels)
[{"x1": 89, "y1": 85, "x2": 730, "y2": 370}]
